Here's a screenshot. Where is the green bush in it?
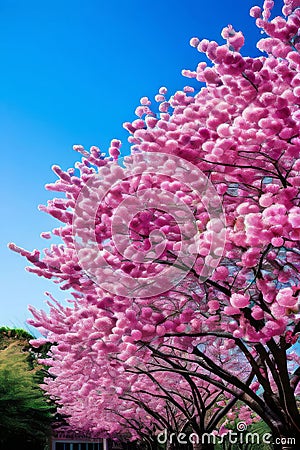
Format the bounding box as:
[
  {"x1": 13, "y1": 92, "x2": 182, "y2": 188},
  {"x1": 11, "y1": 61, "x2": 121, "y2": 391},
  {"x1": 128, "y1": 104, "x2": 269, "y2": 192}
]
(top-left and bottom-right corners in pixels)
[{"x1": 0, "y1": 328, "x2": 54, "y2": 450}]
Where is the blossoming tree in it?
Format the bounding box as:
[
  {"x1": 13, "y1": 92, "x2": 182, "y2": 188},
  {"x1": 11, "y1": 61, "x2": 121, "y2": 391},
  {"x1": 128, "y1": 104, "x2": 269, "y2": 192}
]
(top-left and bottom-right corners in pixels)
[
  {"x1": 10, "y1": 0, "x2": 300, "y2": 449},
  {"x1": 27, "y1": 296, "x2": 257, "y2": 449}
]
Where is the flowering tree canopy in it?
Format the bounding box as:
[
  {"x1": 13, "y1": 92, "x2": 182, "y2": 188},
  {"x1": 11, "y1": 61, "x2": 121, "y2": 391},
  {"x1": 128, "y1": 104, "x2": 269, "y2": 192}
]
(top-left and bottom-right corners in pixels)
[{"x1": 10, "y1": 0, "x2": 300, "y2": 449}]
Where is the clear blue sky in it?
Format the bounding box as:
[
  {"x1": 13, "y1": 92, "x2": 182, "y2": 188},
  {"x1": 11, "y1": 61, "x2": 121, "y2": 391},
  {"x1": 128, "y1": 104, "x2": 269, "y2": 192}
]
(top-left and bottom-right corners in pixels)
[{"x1": 1, "y1": 0, "x2": 282, "y2": 331}]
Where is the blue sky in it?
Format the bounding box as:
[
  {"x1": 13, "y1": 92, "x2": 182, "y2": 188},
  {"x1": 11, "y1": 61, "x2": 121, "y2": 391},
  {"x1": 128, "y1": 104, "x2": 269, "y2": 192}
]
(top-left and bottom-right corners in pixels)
[{"x1": 1, "y1": 0, "x2": 282, "y2": 331}]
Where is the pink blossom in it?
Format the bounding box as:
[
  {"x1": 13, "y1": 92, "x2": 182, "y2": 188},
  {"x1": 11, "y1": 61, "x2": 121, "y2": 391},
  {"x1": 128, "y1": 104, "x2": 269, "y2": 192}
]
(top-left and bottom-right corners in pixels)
[
  {"x1": 250, "y1": 6, "x2": 262, "y2": 18},
  {"x1": 230, "y1": 293, "x2": 250, "y2": 309},
  {"x1": 221, "y1": 25, "x2": 245, "y2": 51},
  {"x1": 271, "y1": 236, "x2": 284, "y2": 247},
  {"x1": 288, "y1": 207, "x2": 300, "y2": 228},
  {"x1": 224, "y1": 306, "x2": 241, "y2": 315},
  {"x1": 251, "y1": 305, "x2": 264, "y2": 320},
  {"x1": 131, "y1": 330, "x2": 143, "y2": 341},
  {"x1": 276, "y1": 288, "x2": 299, "y2": 309},
  {"x1": 250, "y1": 382, "x2": 260, "y2": 391}
]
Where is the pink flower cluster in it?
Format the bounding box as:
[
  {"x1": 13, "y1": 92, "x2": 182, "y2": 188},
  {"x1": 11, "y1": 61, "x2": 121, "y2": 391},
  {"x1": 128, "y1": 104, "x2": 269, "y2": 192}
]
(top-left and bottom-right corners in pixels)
[{"x1": 9, "y1": 0, "x2": 300, "y2": 442}]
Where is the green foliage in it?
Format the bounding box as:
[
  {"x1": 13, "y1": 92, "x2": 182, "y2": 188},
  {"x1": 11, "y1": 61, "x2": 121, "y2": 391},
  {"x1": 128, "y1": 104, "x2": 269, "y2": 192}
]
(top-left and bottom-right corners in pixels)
[
  {"x1": 0, "y1": 328, "x2": 54, "y2": 450},
  {"x1": 0, "y1": 326, "x2": 33, "y2": 343}
]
